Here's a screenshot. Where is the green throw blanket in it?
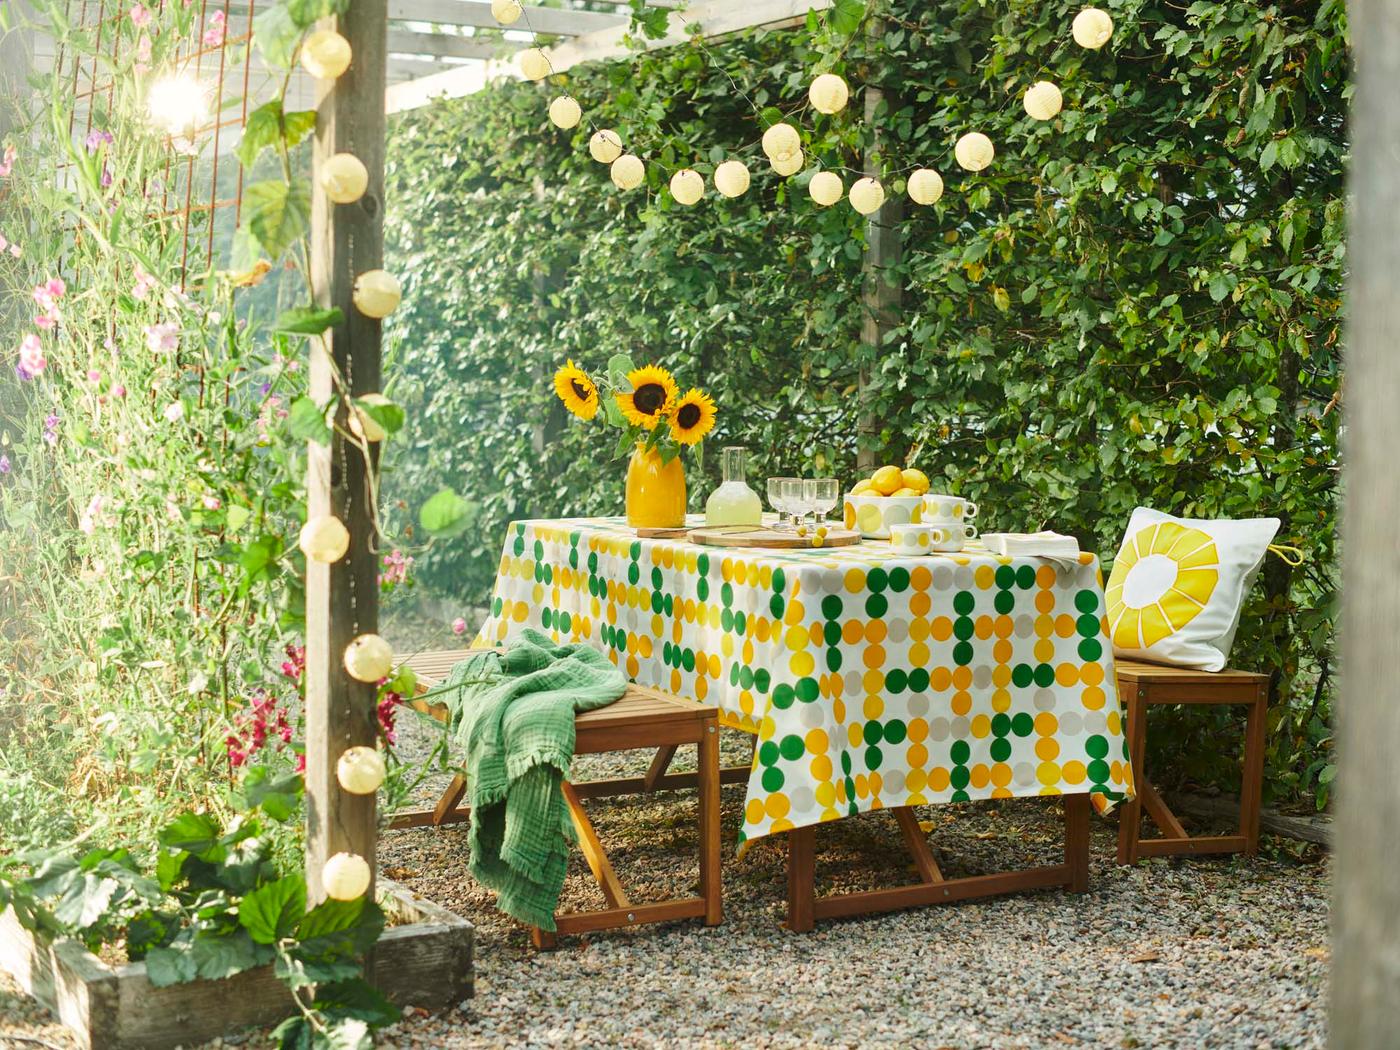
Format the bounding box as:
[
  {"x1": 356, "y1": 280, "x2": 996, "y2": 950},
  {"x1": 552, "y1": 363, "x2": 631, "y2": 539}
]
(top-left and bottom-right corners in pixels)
[{"x1": 440, "y1": 629, "x2": 627, "y2": 931}]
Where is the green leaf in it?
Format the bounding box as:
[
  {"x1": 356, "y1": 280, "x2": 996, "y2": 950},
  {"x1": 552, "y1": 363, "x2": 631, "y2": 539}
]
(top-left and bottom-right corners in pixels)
[
  {"x1": 159, "y1": 812, "x2": 221, "y2": 855},
  {"x1": 240, "y1": 766, "x2": 305, "y2": 822},
  {"x1": 352, "y1": 395, "x2": 406, "y2": 436},
  {"x1": 51, "y1": 874, "x2": 118, "y2": 929},
  {"x1": 830, "y1": 0, "x2": 865, "y2": 35},
  {"x1": 419, "y1": 488, "x2": 476, "y2": 537},
  {"x1": 245, "y1": 179, "x2": 311, "y2": 261},
  {"x1": 283, "y1": 111, "x2": 318, "y2": 149},
  {"x1": 237, "y1": 101, "x2": 284, "y2": 169},
  {"x1": 288, "y1": 396, "x2": 333, "y2": 445},
  {"x1": 253, "y1": 4, "x2": 302, "y2": 67},
  {"x1": 191, "y1": 928, "x2": 269, "y2": 980},
  {"x1": 315, "y1": 978, "x2": 400, "y2": 1027},
  {"x1": 295, "y1": 898, "x2": 384, "y2": 959},
  {"x1": 239, "y1": 875, "x2": 307, "y2": 944},
  {"x1": 287, "y1": 0, "x2": 348, "y2": 27},
  {"x1": 606, "y1": 353, "x2": 634, "y2": 386},
  {"x1": 144, "y1": 942, "x2": 198, "y2": 987},
  {"x1": 274, "y1": 306, "x2": 344, "y2": 336},
  {"x1": 272, "y1": 1015, "x2": 316, "y2": 1050}
]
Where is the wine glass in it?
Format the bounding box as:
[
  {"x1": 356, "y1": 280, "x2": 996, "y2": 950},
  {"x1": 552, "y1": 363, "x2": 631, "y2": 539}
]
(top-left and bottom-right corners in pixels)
[
  {"x1": 779, "y1": 478, "x2": 808, "y2": 530},
  {"x1": 767, "y1": 476, "x2": 800, "y2": 530},
  {"x1": 805, "y1": 478, "x2": 840, "y2": 527}
]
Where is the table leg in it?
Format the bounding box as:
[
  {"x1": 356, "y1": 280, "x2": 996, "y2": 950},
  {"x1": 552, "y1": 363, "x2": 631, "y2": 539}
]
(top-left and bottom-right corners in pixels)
[
  {"x1": 698, "y1": 723, "x2": 722, "y2": 926},
  {"x1": 1064, "y1": 793, "x2": 1090, "y2": 893},
  {"x1": 1240, "y1": 689, "x2": 1268, "y2": 855},
  {"x1": 786, "y1": 825, "x2": 816, "y2": 933}
]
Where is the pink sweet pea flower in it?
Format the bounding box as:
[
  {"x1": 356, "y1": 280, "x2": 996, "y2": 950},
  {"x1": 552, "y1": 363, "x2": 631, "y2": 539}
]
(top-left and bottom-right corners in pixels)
[
  {"x1": 132, "y1": 265, "x2": 158, "y2": 300},
  {"x1": 0, "y1": 145, "x2": 15, "y2": 177},
  {"x1": 129, "y1": 4, "x2": 150, "y2": 27},
  {"x1": 79, "y1": 495, "x2": 107, "y2": 535},
  {"x1": 452, "y1": 617, "x2": 468, "y2": 635},
  {"x1": 32, "y1": 278, "x2": 65, "y2": 313},
  {"x1": 87, "y1": 369, "x2": 101, "y2": 383},
  {"x1": 144, "y1": 322, "x2": 179, "y2": 354},
  {"x1": 163, "y1": 401, "x2": 184, "y2": 423},
  {"x1": 202, "y1": 10, "x2": 225, "y2": 46},
  {"x1": 17, "y1": 333, "x2": 45, "y2": 379},
  {"x1": 202, "y1": 495, "x2": 221, "y2": 510}
]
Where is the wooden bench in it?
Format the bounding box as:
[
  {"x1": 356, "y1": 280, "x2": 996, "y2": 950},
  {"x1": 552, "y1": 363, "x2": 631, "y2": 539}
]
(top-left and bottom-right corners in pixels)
[
  {"x1": 1114, "y1": 658, "x2": 1270, "y2": 863},
  {"x1": 388, "y1": 649, "x2": 724, "y2": 947}
]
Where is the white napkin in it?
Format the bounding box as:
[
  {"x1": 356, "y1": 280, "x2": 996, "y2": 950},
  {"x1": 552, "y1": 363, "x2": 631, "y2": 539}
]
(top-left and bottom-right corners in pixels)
[{"x1": 980, "y1": 531, "x2": 1082, "y2": 570}]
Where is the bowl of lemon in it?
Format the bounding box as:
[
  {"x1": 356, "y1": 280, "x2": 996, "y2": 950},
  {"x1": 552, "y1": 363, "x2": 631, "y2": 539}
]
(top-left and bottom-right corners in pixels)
[{"x1": 843, "y1": 465, "x2": 931, "y2": 539}]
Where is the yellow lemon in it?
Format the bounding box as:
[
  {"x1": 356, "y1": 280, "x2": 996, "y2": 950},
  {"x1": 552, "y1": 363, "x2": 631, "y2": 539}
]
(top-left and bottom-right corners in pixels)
[
  {"x1": 900, "y1": 468, "x2": 930, "y2": 494},
  {"x1": 872, "y1": 465, "x2": 903, "y2": 495},
  {"x1": 850, "y1": 478, "x2": 876, "y2": 496},
  {"x1": 892, "y1": 486, "x2": 921, "y2": 498}
]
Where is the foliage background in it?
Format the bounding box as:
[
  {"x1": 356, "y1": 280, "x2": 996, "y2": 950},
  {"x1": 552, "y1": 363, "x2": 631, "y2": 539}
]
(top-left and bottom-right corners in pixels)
[{"x1": 383, "y1": 0, "x2": 1346, "y2": 803}]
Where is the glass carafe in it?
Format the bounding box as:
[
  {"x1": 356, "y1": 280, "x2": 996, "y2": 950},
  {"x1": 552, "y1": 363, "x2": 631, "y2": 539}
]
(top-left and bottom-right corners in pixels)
[{"x1": 704, "y1": 446, "x2": 762, "y2": 527}]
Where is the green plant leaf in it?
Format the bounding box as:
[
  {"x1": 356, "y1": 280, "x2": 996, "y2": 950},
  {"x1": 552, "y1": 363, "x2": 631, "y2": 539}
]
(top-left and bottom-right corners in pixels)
[
  {"x1": 144, "y1": 942, "x2": 198, "y2": 987},
  {"x1": 352, "y1": 395, "x2": 405, "y2": 436},
  {"x1": 287, "y1": 0, "x2": 349, "y2": 28},
  {"x1": 253, "y1": 4, "x2": 302, "y2": 66},
  {"x1": 283, "y1": 110, "x2": 318, "y2": 149},
  {"x1": 419, "y1": 488, "x2": 476, "y2": 537},
  {"x1": 830, "y1": 0, "x2": 865, "y2": 35},
  {"x1": 191, "y1": 928, "x2": 269, "y2": 980},
  {"x1": 240, "y1": 766, "x2": 306, "y2": 822},
  {"x1": 288, "y1": 396, "x2": 333, "y2": 445},
  {"x1": 159, "y1": 812, "x2": 221, "y2": 855},
  {"x1": 315, "y1": 978, "x2": 401, "y2": 1027},
  {"x1": 239, "y1": 875, "x2": 308, "y2": 945},
  {"x1": 245, "y1": 179, "x2": 311, "y2": 261},
  {"x1": 237, "y1": 101, "x2": 284, "y2": 169},
  {"x1": 275, "y1": 306, "x2": 344, "y2": 336},
  {"x1": 295, "y1": 897, "x2": 384, "y2": 959}
]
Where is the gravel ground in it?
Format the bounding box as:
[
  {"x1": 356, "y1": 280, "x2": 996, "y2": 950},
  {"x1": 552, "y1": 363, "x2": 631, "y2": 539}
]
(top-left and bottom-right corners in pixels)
[{"x1": 0, "y1": 608, "x2": 1330, "y2": 1049}]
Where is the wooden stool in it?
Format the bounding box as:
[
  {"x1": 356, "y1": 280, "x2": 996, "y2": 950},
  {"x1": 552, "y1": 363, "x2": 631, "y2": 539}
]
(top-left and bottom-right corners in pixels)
[
  {"x1": 389, "y1": 650, "x2": 725, "y2": 947},
  {"x1": 1115, "y1": 658, "x2": 1270, "y2": 863}
]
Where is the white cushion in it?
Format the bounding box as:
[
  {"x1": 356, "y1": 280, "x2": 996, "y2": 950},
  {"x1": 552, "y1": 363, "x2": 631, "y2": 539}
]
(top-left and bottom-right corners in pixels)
[{"x1": 1105, "y1": 508, "x2": 1280, "y2": 672}]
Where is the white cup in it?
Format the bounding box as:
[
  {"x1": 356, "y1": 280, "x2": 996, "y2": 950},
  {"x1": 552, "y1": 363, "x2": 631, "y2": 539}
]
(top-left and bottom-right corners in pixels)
[
  {"x1": 923, "y1": 493, "x2": 978, "y2": 522},
  {"x1": 890, "y1": 522, "x2": 975, "y2": 554},
  {"x1": 928, "y1": 522, "x2": 977, "y2": 552}
]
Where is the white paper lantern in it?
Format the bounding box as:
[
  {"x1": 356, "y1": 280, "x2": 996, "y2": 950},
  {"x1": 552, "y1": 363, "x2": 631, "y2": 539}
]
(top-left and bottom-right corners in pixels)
[
  {"x1": 954, "y1": 132, "x2": 995, "y2": 172},
  {"x1": 588, "y1": 129, "x2": 622, "y2": 164},
  {"x1": 490, "y1": 0, "x2": 522, "y2": 25},
  {"x1": 321, "y1": 852, "x2": 371, "y2": 901},
  {"x1": 761, "y1": 122, "x2": 801, "y2": 162},
  {"x1": 808, "y1": 170, "x2": 843, "y2": 206},
  {"x1": 670, "y1": 168, "x2": 704, "y2": 206},
  {"x1": 714, "y1": 160, "x2": 750, "y2": 198},
  {"x1": 1023, "y1": 81, "x2": 1064, "y2": 121},
  {"x1": 352, "y1": 270, "x2": 401, "y2": 318},
  {"x1": 336, "y1": 746, "x2": 387, "y2": 795},
  {"x1": 343, "y1": 633, "x2": 393, "y2": 683},
  {"x1": 518, "y1": 47, "x2": 550, "y2": 82},
  {"x1": 771, "y1": 149, "x2": 805, "y2": 176},
  {"x1": 548, "y1": 95, "x2": 581, "y2": 129},
  {"x1": 349, "y1": 405, "x2": 385, "y2": 443},
  {"x1": 849, "y1": 176, "x2": 885, "y2": 215},
  {"x1": 610, "y1": 153, "x2": 644, "y2": 190},
  {"x1": 300, "y1": 30, "x2": 351, "y2": 80},
  {"x1": 1072, "y1": 7, "x2": 1114, "y2": 49},
  {"x1": 907, "y1": 168, "x2": 944, "y2": 205},
  {"x1": 320, "y1": 153, "x2": 368, "y2": 204},
  {"x1": 299, "y1": 515, "x2": 349, "y2": 564},
  {"x1": 808, "y1": 73, "x2": 849, "y2": 115}
]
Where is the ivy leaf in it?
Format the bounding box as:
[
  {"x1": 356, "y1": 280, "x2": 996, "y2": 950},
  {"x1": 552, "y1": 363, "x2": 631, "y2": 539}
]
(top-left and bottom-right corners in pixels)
[
  {"x1": 274, "y1": 306, "x2": 344, "y2": 336},
  {"x1": 288, "y1": 396, "x2": 333, "y2": 445},
  {"x1": 239, "y1": 875, "x2": 308, "y2": 945},
  {"x1": 419, "y1": 488, "x2": 476, "y2": 537},
  {"x1": 245, "y1": 179, "x2": 311, "y2": 262}
]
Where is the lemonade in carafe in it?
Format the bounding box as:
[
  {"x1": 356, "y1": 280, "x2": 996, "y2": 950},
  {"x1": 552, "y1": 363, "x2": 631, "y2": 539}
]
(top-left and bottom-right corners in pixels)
[{"x1": 705, "y1": 446, "x2": 762, "y2": 527}]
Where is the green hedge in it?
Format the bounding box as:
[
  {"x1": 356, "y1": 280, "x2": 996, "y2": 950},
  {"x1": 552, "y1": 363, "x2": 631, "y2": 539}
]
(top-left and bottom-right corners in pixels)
[{"x1": 383, "y1": 0, "x2": 1345, "y2": 802}]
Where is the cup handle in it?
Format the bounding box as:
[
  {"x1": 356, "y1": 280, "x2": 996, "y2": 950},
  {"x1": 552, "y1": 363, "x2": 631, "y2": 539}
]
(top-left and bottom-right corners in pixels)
[
  {"x1": 964, "y1": 524, "x2": 978, "y2": 539},
  {"x1": 929, "y1": 527, "x2": 948, "y2": 543},
  {"x1": 964, "y1": 501, "x2": 979, "y2": 520}
]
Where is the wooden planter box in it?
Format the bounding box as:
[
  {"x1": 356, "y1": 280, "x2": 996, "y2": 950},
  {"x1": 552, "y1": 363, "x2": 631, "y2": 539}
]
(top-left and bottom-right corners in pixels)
[{"x1": 0, "y1": 879, "x2": 472, "y2": 1050}]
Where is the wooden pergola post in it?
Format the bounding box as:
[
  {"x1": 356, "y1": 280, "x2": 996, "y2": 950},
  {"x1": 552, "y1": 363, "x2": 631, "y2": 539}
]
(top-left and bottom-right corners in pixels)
[
  {"x1": 304, "y1": 0, "x2": 388, "y2": 903},
  {"x1": 1333, "y1": 0, "x2": 1400, "y2": 1043}
]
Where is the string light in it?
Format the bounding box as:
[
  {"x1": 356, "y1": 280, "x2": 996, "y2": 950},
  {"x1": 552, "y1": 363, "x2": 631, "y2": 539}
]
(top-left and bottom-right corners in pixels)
[
  {"x1": 849, "y1": 177, "x2": 885, "y2": 215},
  {"x1": 1072, "y1": 7, "x2": 1114, "y2": 48},
  {"x1": 588, "y1": 129, "x2": 623, "y2": 163},
  {"x1": 548, "y1": 96, "x2": 581, "y2": 129},
  {"x1": 761, "y1": 122, "x2": 801, "y2": 162},
  {"x1": 518, "y1": 47, "x2": 550, "y2": 82},
  {"x1": 147, "y1": 73, "x2": 209, "y2": 138},
  {"x1": 320, "y1": 153, "x2": 368, "y2": 204},
  {"x1": 907, "y1": 168, "x2": 944, "y2": 205},
  {"x1": 490, "y1": 0, "x2": 523, "y2": 25},
  {"x1": 321, "y1": 852, "x2": 371, "y2": 900},
  {"x1": 771, "y1": 149, "x2": 804, "y2": 176},
  {"x1": 954, "y1": 132, "x2": 995, "y2": 172},
  {"x1": 610, "y1": 153, "x2": 644, "y2": 190},
  {"x1": 299, "y1": 516, "x2": 350, "y2": 564},
  {"x1": 714, "y1": 160, "x2": 750, "y2": 198},
  {"x1": 337, "y1": 746, "x2": 387, "y2": 795},
  {"x1": 352, "y1": 270, "x2": 401, "y2": 318},
  {"x1": 808, "y1": 171, "x2": 843, "y2": 206},
  {"x1": 808, "y1": 73, "x2": 849, "y2": 114},
  {"x1": 670, "y1": 168, "x2": 704, "y2": 205},
  {"x1": 1023, "y1": 81, "x2": 1063, "y2": 120},
  {"x1": 300, "y1": 30, "x2": 351, "y2": 80},
  {"x1": 343, "y1": 633, "x2": 393, "y2": 682}
]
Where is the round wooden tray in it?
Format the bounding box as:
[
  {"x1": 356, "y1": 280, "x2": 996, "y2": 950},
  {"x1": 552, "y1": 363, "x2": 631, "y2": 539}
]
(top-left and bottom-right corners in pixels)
[{"x1": 686, "y1": 525, "x2": 862, "y2": 549}]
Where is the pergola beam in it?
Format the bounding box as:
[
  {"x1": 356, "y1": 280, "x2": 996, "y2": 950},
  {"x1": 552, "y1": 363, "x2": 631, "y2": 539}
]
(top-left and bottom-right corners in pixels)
[
  {"x1": 386, "y1": 28, "x2": 500, "y2": 60},
  {"x1": 388, "y1": 0, "x2": 625, "y2": 35},
  {"x1": 385, "y1": 0, "x2": 832, "y2": 113}
]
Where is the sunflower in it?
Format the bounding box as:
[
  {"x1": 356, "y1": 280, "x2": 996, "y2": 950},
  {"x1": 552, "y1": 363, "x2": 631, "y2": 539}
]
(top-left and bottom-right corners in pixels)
[
  {"x1": 614, "y1": 364, "x2": 678, "y2": 429},
  {"x1": 668, "y1": 388, "x2": 716, "y2": 445},
  {"x1": 553, "y1": 359, "x2": 599, "y2": 420}
]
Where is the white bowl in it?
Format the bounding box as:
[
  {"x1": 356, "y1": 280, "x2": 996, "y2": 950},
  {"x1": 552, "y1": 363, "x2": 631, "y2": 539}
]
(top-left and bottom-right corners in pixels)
[{"x1": 843, "y1": 494, "x2": 924, "y2": 539}]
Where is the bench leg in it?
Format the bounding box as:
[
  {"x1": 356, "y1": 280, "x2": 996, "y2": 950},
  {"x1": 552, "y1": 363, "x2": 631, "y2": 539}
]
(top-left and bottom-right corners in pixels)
[
  {"x1": 644, "y1": 744, "x2": 679, "y2": 792},
  {"x1": 1239, "y1": 690, "x2": 1268, "y2": 855},
  {"x1": 698, "y1": 722, "x2": 722, "y2": 926}
]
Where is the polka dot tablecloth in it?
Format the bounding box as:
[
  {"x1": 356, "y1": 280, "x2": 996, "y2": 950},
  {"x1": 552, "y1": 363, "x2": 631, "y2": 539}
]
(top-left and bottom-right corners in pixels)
[{"x1": 476, "y1": 517, "x2": 1134, "y2": 848}]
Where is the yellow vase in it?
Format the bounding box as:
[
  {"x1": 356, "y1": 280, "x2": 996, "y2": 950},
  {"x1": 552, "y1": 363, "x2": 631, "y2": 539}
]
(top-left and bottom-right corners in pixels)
[{"x1": 625, "y1": 446, "x2": 686, "y2": 529}]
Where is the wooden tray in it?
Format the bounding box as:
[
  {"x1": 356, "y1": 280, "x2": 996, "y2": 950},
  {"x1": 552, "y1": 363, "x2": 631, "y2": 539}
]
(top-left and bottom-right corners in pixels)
[{"x1": 687, "y1": 526, "x2": 861, "y2": 549}]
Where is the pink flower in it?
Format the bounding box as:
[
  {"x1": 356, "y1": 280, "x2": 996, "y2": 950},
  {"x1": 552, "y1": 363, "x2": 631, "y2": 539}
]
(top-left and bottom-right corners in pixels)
[
  {"x1": 202, "y1": 10, "x2": 225, "y2": 46},
  {"x1": 87, "y1": 369, "x2": 101, "y2": 383},
  {"x1": 79, "y1": 495, "x2": 107, "y2": 535},
  {"x1": 129, "y1": 4, "x2": 150, "y2": 27},
  {"x1": 134, "y1": 34, "x2": 152, "y2": 75},
  {"x1": 452, "y1": 617, "x2": 467, "y2": 635},
  {"x1": 113, "y1": 384, "x2": 127, "y2": 398},
  {"x1": 163, "y1": 401, "x2": 184, "y2": 423},
  {"x1": 32, "y1": 278, "x2": 65, "y2": 313},
  {"x1": 17, "y1": 333, "x2": 45, "y2": 379},
  {"x1": 0, "y1": 145, "x2": 14, "y2": 177},
  {"x1": 84, "y1": 130, "x2": 113, "y2": 153},
  {"x1": 132, "y1": 265, "x2": 158, "y2": 300},
  {"x1": 34, "y1": 313, "x2": 56, "y2": 330},
  {"x1": 379, "y1": 549, "x2": 414, "y2": 588},
  {"x1": 8, "y1": 245, "x2": 20, "y2": 258},
  {"x1": 144, "y1": 322, "x2": 179, "y2": 354},
  {"x1": 202, "y1": 495, "x2": 221, "y2": 510}
]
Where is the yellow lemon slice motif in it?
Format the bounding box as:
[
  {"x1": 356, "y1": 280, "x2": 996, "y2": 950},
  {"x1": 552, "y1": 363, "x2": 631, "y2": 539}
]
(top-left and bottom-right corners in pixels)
[{"x1": 1106, "y1": 522, "x2": 1220, "y2": 649}]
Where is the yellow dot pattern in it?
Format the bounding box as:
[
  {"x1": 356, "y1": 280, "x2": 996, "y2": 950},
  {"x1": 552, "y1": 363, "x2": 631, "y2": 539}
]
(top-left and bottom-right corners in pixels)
[{"x1": 475, "y1": 517, "x2": 1135, "y2": 847}]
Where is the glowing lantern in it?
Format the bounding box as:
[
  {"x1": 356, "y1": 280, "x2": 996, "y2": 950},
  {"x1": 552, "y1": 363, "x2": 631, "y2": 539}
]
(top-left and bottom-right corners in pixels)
[
  {"x1": 321, "y1": 852, "x2": 371, "y2": 901},
  {"x1": 147, "y1": 73, "x2": 210, "y2": 137},
  {"x1": 301, "y1": 30, "x2": 351, "y2": 80},
  {"x1": 1072, "y1": 7, "x2": 1114, "y2": 49},
  {"x1": 490, "y1": 0, "x2": 522, "y2": 25},
  {"x1": 907, "y1": 168, "x2": 944, "y2": 205},
  {"x1": 808, "y1": 170, "x2": 843, "y2": 206},
  {"x1": 771, "y1": 149, "x2": 804, "y2": 176},
  {"x1": 808, "y1": 73, "x2": 849, "y2": 115},
  {"x1": 299, "y1": 515, "x2": 349, "y2": 564},
  {"x1": 352, "y1": 270, "x2": 401, "y2": 318},
  {"x1": 762, "y1": 122, "x2": 801, "y2": 162},
  {"x1": 610, "y1": 154, "x2": 644, "y2": 190},
  {"x1": 518, "y1": 48, "x2": 550, "y2": 82},
  {"x1": 336, "y1": 746, "x2": 387, "y2": 795},
  {"x1": 714, "y1": 160, "x2": 750, "y2": 198},
  {"x1": 588, "y1": 129, "x2": 622, "y2": 163},
  {"x1": 548, "y1": 96, "x2": 581, "y2": 129},
  {"x1": 954, "y1": 132, "x2": 995, "y2": 172},
  {"x1": 670, "y1": 169, "x2": 704, "y2": 205},
  {"x1": 849, "y1": 177, "x2": 885, "y2": 215},
  {"x1": 1023, "y1": 81, "x2": 1063, "y2": 120},
  {"x1": 343, "y1": 633, "x2": 393, "y2": 683},
  {"x1": 320, "y1": 153, "x2": 368, "y2": 204}
]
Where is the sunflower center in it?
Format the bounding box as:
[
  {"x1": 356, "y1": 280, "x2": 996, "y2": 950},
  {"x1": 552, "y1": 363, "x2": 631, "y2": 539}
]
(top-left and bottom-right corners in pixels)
[
  {"x1": 633, "y1": 383, "x2": 667, "y2": 415},
  {"x1": 676, "y1": 402, "x2": 702, "y2": 429},
  {"x1": 571, "y1": 378, "x2": 592, "y2": 401}
]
